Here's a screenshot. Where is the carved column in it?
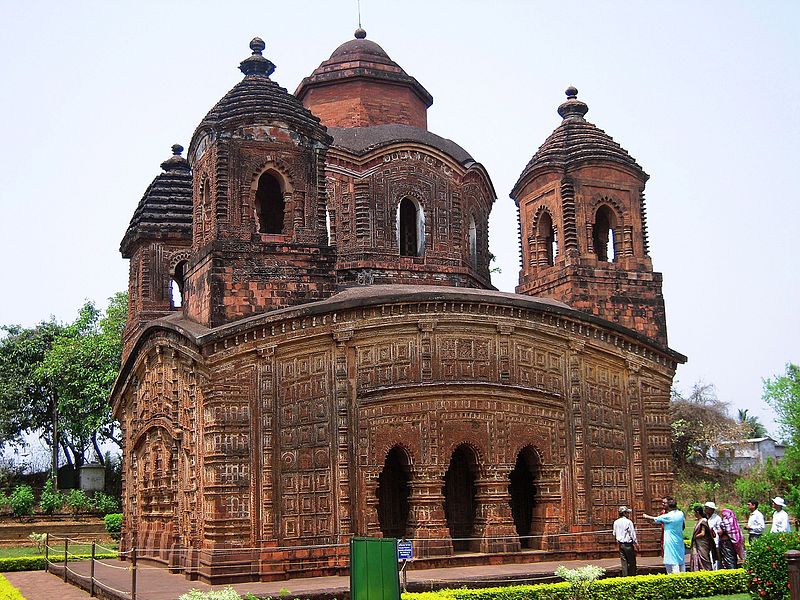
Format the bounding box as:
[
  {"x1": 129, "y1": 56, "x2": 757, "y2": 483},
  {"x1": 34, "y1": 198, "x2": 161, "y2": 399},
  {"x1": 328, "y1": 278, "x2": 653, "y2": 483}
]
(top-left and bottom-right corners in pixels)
[
  {"x1": 257, "y1": 346, "x2": 276, "y2": 543},
  {"x1": 474, "y1": 468, "x2": 520, "y2": 553},
  {"x1": 567, "y1": 340, "x2": 587, "y2": 543},
  {"x1": 333, "y1": 329, "x2": 354, "y2": 542},
  {"x1": 497, "y1": 325, "x2": 513, "y2": 384},
  {"x1": 406, "y1": 470, "x2": 453, "y2": 557}
]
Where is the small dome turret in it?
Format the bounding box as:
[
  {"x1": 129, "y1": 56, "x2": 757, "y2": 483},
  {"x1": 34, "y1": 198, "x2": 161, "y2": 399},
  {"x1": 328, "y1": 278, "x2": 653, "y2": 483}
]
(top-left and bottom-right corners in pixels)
[
  {"x1": 121, "y1": 144, "x2": 192, "y2": 257},
  {"x1": 190, "y1": 38, "x2": 330, "y2": 155},
  {"x1": 512, "y1": 87, "x2": 647, "y2": 197}
]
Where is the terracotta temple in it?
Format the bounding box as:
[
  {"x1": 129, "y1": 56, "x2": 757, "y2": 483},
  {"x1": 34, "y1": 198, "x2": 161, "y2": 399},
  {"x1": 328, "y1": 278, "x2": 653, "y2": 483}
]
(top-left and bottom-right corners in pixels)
[{"x1": 111, "y1": 30, "x2": 686, "y2": 583}]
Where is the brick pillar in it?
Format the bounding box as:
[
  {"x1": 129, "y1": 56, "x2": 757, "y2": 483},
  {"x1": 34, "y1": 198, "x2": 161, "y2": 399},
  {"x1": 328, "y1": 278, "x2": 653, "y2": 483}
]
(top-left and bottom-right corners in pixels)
[
  {"x1": 788, "y1": 550, "x2": 800, "y2": 600},
  {"x1": 474, "y1": 472, "x2": 520, "y2": 553},
  {"x1": 406, "y1": 472, "x2": 452, "y2": 557}
]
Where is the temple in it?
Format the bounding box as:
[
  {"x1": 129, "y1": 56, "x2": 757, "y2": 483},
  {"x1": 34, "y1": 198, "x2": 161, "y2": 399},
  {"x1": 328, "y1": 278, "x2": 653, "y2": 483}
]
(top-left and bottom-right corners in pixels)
[{"x1": 112, "y1": 31, "x2": 685, "y2": 583}]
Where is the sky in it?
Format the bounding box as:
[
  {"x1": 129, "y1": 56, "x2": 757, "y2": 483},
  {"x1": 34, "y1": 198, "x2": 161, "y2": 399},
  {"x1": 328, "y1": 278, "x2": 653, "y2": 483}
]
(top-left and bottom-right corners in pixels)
[{"x1": 0, "y1": 1, "x2": 797, "y2": 436}]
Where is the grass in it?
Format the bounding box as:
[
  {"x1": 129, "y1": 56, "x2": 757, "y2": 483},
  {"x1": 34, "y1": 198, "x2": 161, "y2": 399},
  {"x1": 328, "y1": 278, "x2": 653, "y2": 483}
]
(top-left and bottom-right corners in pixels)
[{"x1": 0, "y1": 541, "x2": 117, "y2": 559}]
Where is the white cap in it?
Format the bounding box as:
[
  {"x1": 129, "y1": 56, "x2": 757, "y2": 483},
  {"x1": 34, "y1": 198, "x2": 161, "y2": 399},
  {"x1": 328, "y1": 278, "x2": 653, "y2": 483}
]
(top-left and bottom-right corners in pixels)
[
  {"x1": 773, "y1": 496, "x2": 787, "y2": 507},
  {"x1": 704, "y1": 501, "x2": 717, "y2": 510}
]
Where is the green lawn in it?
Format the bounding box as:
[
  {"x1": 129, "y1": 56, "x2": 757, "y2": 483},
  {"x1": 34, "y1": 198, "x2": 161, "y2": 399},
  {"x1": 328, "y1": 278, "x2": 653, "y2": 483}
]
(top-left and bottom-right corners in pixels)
[{"x1": 0, "y1": 541, "x2": 117, "y2": 559}]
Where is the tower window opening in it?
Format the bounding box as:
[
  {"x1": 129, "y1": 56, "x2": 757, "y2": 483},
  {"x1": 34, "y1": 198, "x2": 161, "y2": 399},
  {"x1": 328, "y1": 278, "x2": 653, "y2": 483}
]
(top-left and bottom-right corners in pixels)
[
  {"x1": 255, "y1": 172, "x2": 285, "y2": 234},
  {"x1": 398, "y1": 197, "x2": 422, "y2": 257},
  {"x1": 325, "y1": 209, "x2": 332, "y2": 245},
  {"x1": 592, "y1": 205, "x2": 617, "y2": 262},
  {"x1": 170, "y1": 260, "x2": 187, "y2": 309},
  {"x1": 468, "y1": 217, "x2": 478, "y2": 270},
  {"x1": 538, "y1": 212, "x2": 557, "y2": 266},
  {"x1": 200, "y1": 179, "x2": 210, "y2": 238}
]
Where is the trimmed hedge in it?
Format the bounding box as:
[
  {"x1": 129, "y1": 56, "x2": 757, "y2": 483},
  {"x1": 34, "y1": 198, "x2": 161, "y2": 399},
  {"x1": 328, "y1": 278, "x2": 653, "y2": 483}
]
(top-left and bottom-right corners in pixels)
[
  {"x1": 0, "y1": 574, "x2": 26, "y2": 600},
  {"x1": 0, "y1": 553, "x2": 117, "y2": 573},
  {"x1": 403, "y1": 569, "x2": 747, "y2": 600}
]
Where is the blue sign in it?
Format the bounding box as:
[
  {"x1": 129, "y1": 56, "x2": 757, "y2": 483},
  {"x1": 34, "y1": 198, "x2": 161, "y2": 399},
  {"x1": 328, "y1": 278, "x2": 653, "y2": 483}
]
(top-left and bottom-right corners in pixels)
[{"x1": 397, "y1": 539, "x2": 413, "y2": 560}]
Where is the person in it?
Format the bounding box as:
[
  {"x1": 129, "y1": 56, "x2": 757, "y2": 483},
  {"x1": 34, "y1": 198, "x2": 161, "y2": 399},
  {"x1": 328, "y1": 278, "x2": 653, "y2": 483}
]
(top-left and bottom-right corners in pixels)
[
  {"x1": 718, "y1": 508, "x2": 742, "y2": 569},
  {"x1": 690, "y1": 505, "x2": 716, "y2": 571},
  {"x1": 771, "y1": 496, "x2": 791, "y2": 533},
  {"x1": 745, "y1": 500, "x2": 765, "y2": 545},
  {"x1": 704, "y1": 501, "x2": 722, "y2": 569},
  {"x1": 613, "y1": 505, "x2": 638, "y2": 576},
  {"x1": 644, "y1": 496, "x2": 686, "y2": 573}
]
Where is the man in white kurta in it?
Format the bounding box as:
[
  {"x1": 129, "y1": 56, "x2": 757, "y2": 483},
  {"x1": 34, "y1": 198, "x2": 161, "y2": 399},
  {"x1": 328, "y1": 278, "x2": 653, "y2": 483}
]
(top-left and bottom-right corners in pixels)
[{"x1": 771, "y1": 497, "x2": 791, "y2": 533}]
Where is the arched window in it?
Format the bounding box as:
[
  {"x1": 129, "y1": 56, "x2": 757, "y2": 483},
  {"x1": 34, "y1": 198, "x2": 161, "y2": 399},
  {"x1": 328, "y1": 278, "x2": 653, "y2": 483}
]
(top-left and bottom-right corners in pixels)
[
  {"x1": 255, "y1": 172, "x2": 284, "y2": 234},
  {"x1": 592, "y1": 205, "x2": 617, "y2": 262},
  {"x1": 199, "y1": 178, "x2": 210, "y2": 238},
  {"x1": 468, "y1": 217, "x2": 478, "y2": 270},
  {"x1": 398, "y1": 197, "x2": 423, "y2": 257},
  {"x1": 537, "y1": 212, "x2": 557, "y2": 266},
  {"x1": 170, "y1": 260, "x2": 187, "y2": 309}
]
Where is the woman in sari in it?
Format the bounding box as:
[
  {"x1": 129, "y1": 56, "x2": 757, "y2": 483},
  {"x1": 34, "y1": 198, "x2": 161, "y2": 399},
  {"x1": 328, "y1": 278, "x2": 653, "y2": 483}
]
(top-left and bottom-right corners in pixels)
[
  {"x1": 720, "y1": 508, "x2": 744, "y2": 567},
  {"x1": 690, "y1": 505, "x2": 715, "y2": 571}
]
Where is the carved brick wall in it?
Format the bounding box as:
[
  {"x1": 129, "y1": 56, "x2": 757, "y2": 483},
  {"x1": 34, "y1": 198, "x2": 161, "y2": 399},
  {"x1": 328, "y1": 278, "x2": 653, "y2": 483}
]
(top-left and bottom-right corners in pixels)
[
  {"x1": 114, "y1": 293, "x2": 680, "y2": 582},
  {"x1": 185, "y1": 130, "x2": 336, "y2": 328},
  {"x1": 515, "y1": 165, "x2": 668, "y2": 344},
  {"x1": 325, "y1": 147, "x2": 494, "y2": 288}
]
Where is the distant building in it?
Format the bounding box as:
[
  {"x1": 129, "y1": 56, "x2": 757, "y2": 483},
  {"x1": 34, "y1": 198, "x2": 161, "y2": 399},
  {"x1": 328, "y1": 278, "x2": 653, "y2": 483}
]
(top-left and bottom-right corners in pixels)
[{"x1": 705, "y1": 437, "x2": 786, "y2": 474}]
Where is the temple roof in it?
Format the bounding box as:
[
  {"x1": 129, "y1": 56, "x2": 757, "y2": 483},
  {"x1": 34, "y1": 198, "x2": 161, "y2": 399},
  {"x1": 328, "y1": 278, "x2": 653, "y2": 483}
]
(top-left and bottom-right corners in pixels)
[
  {"x1": 120, "y1": 145, "x2": 193, "y2": 257},
  {"x1": 193, "y1": 38, "x2": 329, "y2": 143},
  {"x1": 295, "y1": 29, "x2": 433, "y2": 108},
  {"x1": 328, "y1": 124, "x2": 474, "y2": 165},
  {"x1": 512, "y1": 87, "x2": 647, "y2": 197}
]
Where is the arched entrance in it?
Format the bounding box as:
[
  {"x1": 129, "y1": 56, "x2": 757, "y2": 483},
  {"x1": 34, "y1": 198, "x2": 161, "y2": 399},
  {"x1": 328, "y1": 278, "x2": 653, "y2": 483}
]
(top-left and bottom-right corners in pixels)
[
  {"x1": 508, "y1": 446, "x2": 540, "y2": 548},
  {"x1": 377, "y1": 446, "x2": 411, "y2": 538},
  {"x1": 444, "y1": 444, "x2": 478, "y2": 551}
]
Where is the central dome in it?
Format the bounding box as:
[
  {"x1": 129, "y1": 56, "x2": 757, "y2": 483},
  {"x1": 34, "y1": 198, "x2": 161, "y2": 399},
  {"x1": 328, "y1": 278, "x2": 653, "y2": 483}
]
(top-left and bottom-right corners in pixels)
[
  {"x1": 295, "y1": 29, "x2": 433, "y2": 129},
  {"x1": 329, "y1": 37, "x2": 392, "y2": 62}
]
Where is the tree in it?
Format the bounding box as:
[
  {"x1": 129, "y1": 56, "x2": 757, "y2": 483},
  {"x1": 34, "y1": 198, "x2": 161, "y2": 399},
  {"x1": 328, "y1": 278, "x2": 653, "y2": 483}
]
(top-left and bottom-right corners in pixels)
[
  {"x1": 737, "y1": 408, "x2": 768, "y2": 438},
  {"x1": 764, "y1": 364, "x2": 800, "y2": 446},
  {"x1": 39, "y1": 292, "x2": 127, "y2": 467},
  {"x1": 0, "y1": 320, "x2": 63, "y2": 447},
  {"x1": 670, "y1": 382, "x2": 741, "y2": 469},
  {"x1": 0, "y1": 292, "x2": 127, "y2": 473}
]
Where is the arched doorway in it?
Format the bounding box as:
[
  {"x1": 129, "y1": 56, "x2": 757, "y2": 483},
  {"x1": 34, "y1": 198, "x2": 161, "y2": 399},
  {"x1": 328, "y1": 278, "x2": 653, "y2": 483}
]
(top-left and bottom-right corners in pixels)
[
  {"x1": 508, "y1": 446, "x2": 540, "y2": 548},
  {"x1": 444, "y1": 444, "x2": 478, "y2": 551},
  {"x1": 377, "y1": 446, "x2": 411, "y2": 538}
]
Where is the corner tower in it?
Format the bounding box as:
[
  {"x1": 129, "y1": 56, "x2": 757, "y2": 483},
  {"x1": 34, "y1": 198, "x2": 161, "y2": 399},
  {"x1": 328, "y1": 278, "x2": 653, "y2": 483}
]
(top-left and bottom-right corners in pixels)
[
  {"x1": 185, "y1": 39, "x2": 335, "y2": 327},
  {"x1": 512, "y1": 88, "x2": 667, "y2": 344},
  {"x1": 120, "y1": 145, "x2": 193, "y2": 358}
]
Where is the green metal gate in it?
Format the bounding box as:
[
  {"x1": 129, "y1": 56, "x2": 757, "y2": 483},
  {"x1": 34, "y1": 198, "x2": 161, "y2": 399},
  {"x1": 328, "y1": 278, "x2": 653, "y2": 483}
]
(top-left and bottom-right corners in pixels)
[{"x1": 350, "y1": 537, "x2": 400, "y2": 600}]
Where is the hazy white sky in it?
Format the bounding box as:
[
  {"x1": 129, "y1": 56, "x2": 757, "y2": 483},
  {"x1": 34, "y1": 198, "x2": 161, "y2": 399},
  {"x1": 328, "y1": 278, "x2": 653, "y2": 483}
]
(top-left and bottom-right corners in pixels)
[{"x1": 0, "y1": 1, "x2": 797, "y2": 434}]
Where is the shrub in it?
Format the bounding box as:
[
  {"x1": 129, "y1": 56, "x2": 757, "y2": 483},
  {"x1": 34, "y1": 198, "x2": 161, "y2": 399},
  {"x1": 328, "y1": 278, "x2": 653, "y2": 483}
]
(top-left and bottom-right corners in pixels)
[
  {"x1": 8, "y1": 485, "x2": 34, "y2": 518},
  {"x1": 65, "y1": 489, "x2": 90, "y2": 516},
  {"x1": 0, "y1": 492, "x2": 9, "y2": 513},
  {"x1": 178, "y1": 588, "x2": 254, "y2": 600},
  {"x1": 104, "y1": 513, "x2": 123, "y2": 540},
  {"x1": 92, "y1": 492, "x2": 119, "y2": 515},
  {"x1": 39, "y1": 479, "x2": 63, "y2": 514},
  {"x1": 28, "y1": 532, "x2": 46, "y2": 552},
  {"x1": 555, "y1": 565, "x2": 604, "y2": 599},
  {"x1": 744, "y1": 531, "x2": 800, "y2": 599},
  {"x1": 403, "y1": 569, "x2": 746, "y2": 600},
  {"x1": 0, "y1": 574, "x2": 25, "y2": 600}
]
